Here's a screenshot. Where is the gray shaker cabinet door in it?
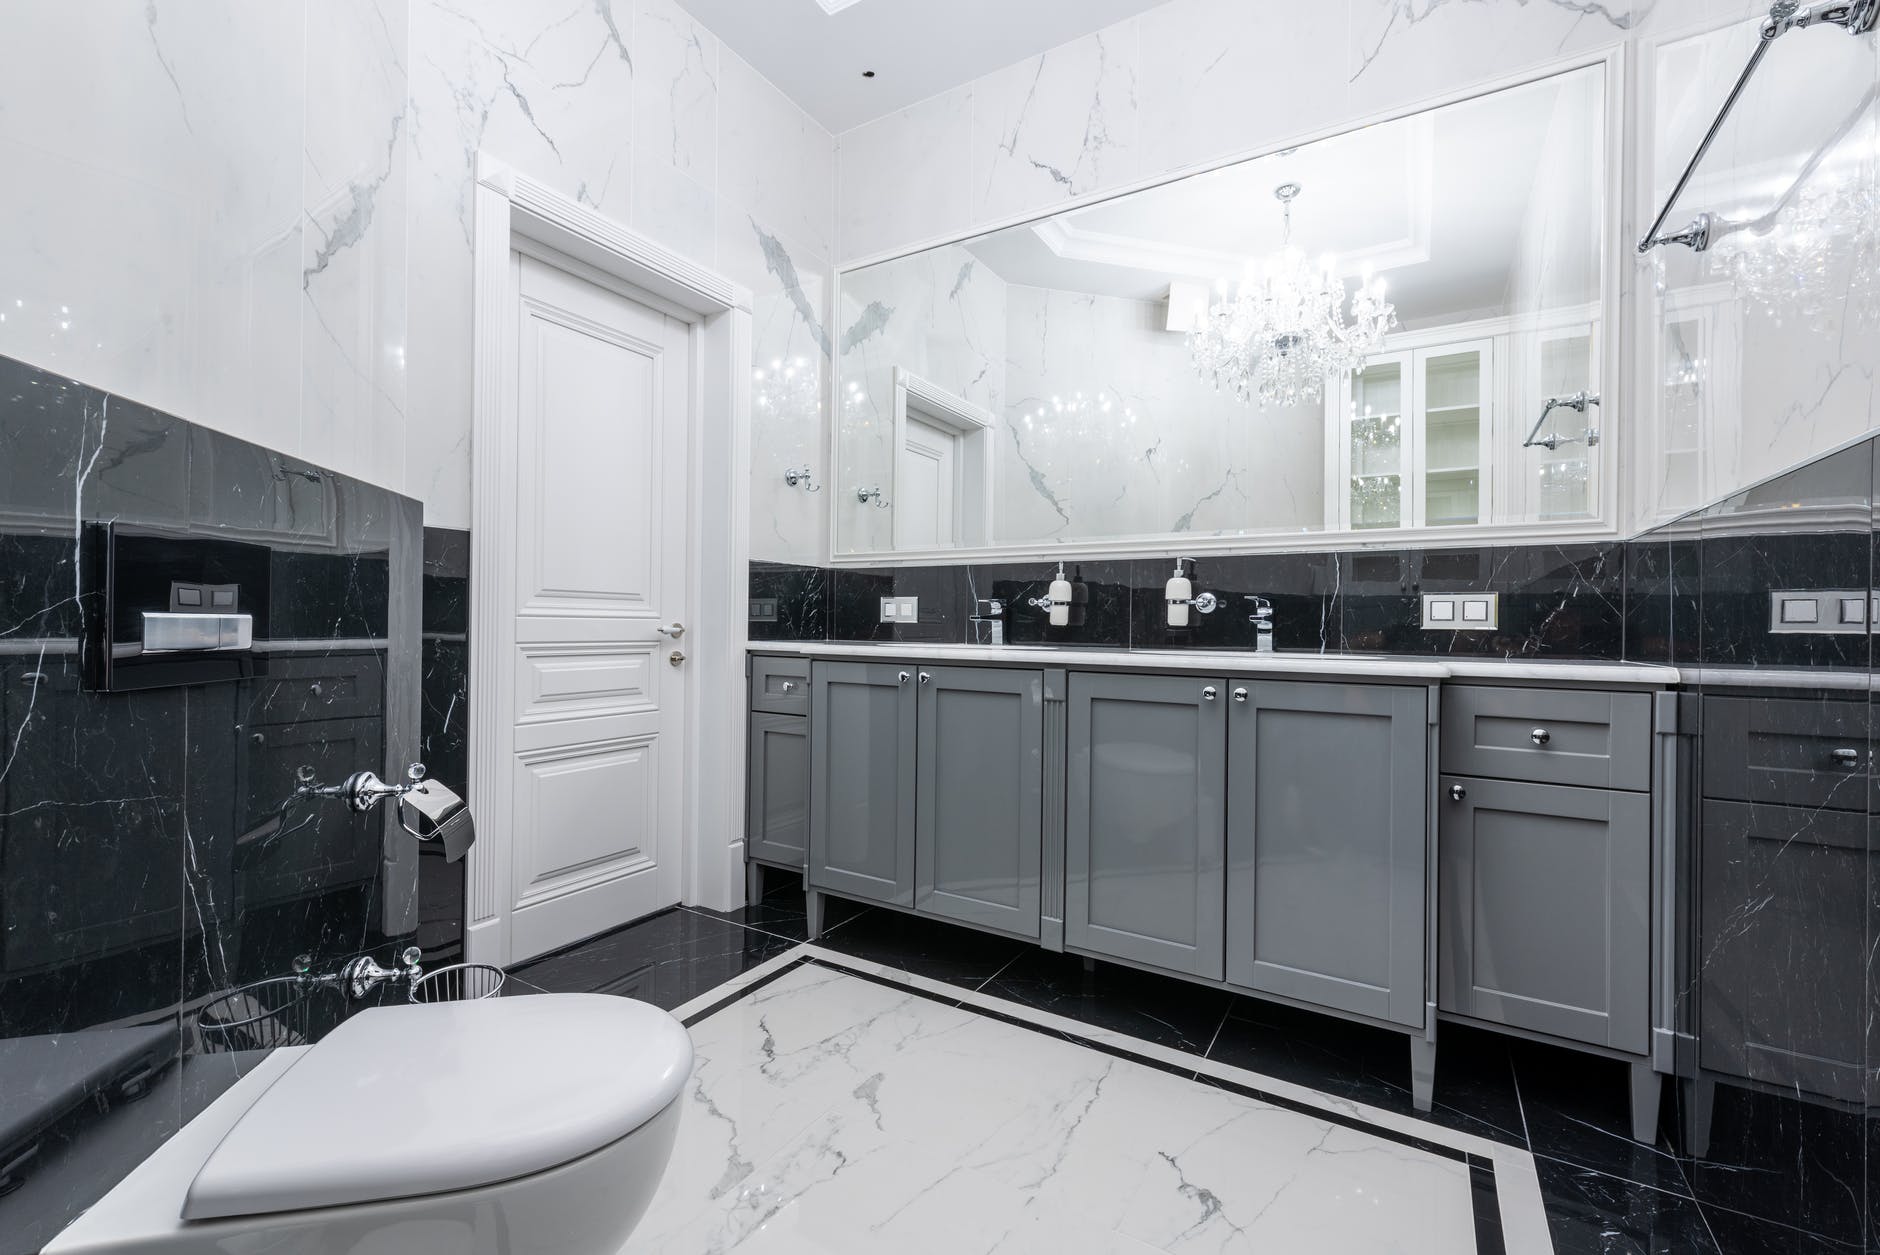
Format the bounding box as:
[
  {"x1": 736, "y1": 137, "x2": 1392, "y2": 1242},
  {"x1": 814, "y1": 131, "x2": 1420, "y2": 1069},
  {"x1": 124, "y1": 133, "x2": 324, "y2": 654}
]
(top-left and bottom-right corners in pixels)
[
  {"x1": 810, "y1": 662, "x2": 917, "y2": 906},
  {"x1": 1066, "y1": 672, "x2": 1227, "y2": 980},
  {"x1": 914, "y1": 666, "x2": 1044, "y2": 939},
  {"x1": 1225, "y1": 681, "x2": 1428, "y2": 1028},
  {"x1": 747, "y1": 713, "x2": 808, "y2": 868},
  {"x1": 1438, "y1": 775, "x2": 1650, "y2": 1053}
]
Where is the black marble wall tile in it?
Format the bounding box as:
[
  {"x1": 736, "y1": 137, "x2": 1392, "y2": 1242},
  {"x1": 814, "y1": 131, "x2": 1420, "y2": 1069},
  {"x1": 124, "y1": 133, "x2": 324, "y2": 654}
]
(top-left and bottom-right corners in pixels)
[
  {"x1": 1623, "y1": 534, "x2": 1700, "y2": 665},
  {"x1": 1497, "y1": 543, "x2": 1627, "y2": 661},
  {"x1": 1335, "y1": 549, "x2": 1421, "y2": 653},
  {"x1": 418, "y1": 527, "x2": 470, "y2": 964},
  {"x1": 1128, "y1": 553, "x2": 1339, "y2": 652},
  {"x1": 971, "y1": 560, "x2": 1131, "y2": 647},
  {"x1": 747, "y1": 560, "x2": 828, "y2": 642},
  {"x1": 0, "y1": 354, "x2": 421, "y2": 1250}
]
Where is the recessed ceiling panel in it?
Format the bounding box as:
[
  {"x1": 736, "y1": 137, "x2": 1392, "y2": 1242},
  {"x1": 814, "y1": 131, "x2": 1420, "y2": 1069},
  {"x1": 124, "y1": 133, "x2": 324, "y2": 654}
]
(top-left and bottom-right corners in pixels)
[{"x1": 676, "y1": 0, "x2": 1169, "y2": 132}]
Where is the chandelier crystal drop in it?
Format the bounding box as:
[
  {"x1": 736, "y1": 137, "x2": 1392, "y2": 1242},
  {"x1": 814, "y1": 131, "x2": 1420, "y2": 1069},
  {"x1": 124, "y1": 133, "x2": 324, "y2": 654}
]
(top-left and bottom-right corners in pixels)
[{"x1": 1188, "y1": 182, "x2": 1397, "y2": 409}]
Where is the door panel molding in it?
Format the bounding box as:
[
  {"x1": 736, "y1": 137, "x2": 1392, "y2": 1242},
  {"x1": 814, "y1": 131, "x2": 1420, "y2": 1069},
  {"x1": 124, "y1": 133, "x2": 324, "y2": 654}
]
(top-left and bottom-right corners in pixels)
[{"x1": 467, "y1": 156, "x2": 754, "y2": 966}]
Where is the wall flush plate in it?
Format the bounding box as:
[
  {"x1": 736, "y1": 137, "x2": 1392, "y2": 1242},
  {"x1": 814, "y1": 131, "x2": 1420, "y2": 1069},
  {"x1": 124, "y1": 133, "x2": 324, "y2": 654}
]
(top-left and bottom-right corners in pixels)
[
  {"x1": 1421, "y1": 592, "x2": 1498, "y2": 631},
  {"x1": 879, "y1": 596, "x2": 918, "y2": 622},
  {"x1": 1768, "y1": 590, "x2": 1876, "y2": 635}
]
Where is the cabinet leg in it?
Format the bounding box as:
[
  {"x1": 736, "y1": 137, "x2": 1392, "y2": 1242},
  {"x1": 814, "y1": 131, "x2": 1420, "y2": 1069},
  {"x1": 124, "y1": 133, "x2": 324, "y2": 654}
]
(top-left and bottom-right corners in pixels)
[
  {"x1": 1628, "y1": 1062, "x2": 1662, "y2": 1145},
  {"x1": 745, "y1": 862, "x2": 764, "y2": 908},
  {"x1": 1682, "y1": 1074, "x2": 1715, "y2": 1160},
  {"x1": 806, "y1": 888, "x2": 824, "y2": 941},
  {"x1": 1081, "y1": 955, "x2": 1097, "y2": 975},
  {"x1": 1408, "y1": 1036, "x2": 1437, "y2": 1113}
]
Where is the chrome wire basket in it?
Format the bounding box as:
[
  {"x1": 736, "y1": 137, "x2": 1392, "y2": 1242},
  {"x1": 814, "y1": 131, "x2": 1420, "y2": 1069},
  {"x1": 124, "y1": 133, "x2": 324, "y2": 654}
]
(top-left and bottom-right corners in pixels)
[
  {"x1": 408, "y1": 963, "x2": 506, "y2": 1003},
  {"x1": 196, "y1": 977, "x2": 338, "y2": 1052}
]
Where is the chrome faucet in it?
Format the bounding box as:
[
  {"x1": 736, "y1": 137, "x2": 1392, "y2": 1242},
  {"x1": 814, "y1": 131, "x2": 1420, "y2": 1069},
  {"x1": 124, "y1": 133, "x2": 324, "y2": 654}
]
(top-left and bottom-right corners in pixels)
[
  {"x1": 1245, "y1": 596, "x2": 1275, "y2": 652},
  {"x1": 969, "y1": 598, "x2": 1006, "y2": 645}
]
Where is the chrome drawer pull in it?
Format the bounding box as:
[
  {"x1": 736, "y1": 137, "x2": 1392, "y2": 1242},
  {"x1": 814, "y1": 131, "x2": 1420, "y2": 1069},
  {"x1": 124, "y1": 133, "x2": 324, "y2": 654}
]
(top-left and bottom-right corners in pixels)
[
  {"x1": 1832, "y1": 747, "x2": 1861, "y2": 766},
  {"x1": 1449, "y1": 784, "x2": 1467, "y2": 802},
  {"x1": 1232, "y1": 687, "x2": 1249, "y2": 703},
  {"x1": 898, "y1": 671, "x2": 910, "y2": 684},
  {"x1": 1202, "y1": 686, "x2": 1218, "y2": 702},
  {"x1": 1530, "y1": 728, "x2": 1551, "y2": 746},
  {"x1": 779, "y1": 680, "x2": 796, "y2": 693}
]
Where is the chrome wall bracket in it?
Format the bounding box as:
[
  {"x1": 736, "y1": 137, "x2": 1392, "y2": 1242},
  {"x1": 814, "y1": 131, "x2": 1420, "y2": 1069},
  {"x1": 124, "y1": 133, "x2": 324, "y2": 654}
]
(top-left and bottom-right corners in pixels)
[{"x1": 1523, "y1": 390, "x2": 1602, "y2": 450}]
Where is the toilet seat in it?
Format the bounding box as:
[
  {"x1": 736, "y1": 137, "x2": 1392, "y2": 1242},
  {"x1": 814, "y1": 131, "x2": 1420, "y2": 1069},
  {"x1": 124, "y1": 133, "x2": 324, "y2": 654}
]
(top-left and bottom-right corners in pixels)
[{"x1": 182, "y1": 992, "x2": 692, "y2": 1221}]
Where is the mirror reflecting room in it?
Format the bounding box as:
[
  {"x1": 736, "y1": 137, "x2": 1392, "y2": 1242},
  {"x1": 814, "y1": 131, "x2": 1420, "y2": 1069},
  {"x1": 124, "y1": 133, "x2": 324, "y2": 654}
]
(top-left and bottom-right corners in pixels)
[{"x1": 836, "y1": 64, "x2": 1612, "y2": 557}]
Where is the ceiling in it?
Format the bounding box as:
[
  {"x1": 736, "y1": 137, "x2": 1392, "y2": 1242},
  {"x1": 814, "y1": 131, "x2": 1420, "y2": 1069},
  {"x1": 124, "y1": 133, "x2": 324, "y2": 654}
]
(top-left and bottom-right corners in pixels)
[{"x1": 674, "y1": 0, "x2": 1169, "y2": 132}]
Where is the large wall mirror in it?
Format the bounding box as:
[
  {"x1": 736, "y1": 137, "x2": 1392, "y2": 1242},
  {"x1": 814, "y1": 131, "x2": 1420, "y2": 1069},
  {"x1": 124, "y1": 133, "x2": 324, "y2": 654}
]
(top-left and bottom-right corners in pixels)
[{"x1": 834, "y1": 60, "x2": 1617, "y2": 559}]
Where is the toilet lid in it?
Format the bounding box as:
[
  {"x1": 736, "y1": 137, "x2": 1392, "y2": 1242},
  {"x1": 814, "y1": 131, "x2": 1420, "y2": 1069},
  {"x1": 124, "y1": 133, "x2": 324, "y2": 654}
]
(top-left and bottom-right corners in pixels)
[{"x1": 182, "y1": 993, "x2": 693, "y2": 1221}]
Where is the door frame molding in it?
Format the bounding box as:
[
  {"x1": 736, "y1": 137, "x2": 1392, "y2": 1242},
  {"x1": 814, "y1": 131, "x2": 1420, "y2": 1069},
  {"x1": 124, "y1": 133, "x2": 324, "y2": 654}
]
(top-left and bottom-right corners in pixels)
[{"x1": 467, "y1": 154, "x2": 753, "y2": 965}]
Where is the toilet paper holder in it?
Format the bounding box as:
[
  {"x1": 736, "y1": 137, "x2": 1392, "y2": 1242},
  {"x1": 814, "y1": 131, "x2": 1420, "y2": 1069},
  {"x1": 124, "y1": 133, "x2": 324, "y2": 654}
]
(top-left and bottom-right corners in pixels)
[{"x1": 299, "y1": 762, "x2": 477, "y2": 862}]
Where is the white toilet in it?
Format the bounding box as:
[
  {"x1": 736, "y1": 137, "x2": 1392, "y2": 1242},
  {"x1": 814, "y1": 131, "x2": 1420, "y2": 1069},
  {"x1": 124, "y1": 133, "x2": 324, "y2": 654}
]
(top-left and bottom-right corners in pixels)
[{"x1": 48, "y1": 993, "x2": 694, "y2": 1255}]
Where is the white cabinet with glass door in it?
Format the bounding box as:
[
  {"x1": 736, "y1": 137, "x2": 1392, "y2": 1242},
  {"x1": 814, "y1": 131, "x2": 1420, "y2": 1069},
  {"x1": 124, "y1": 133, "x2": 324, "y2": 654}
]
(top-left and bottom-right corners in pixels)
[
  {"x1": 1503, "y1": 322, "x2": 1601, "y2": 523},
  {"x1": 1326, "y1": 338, "x2": 1495, "y2": 531}
]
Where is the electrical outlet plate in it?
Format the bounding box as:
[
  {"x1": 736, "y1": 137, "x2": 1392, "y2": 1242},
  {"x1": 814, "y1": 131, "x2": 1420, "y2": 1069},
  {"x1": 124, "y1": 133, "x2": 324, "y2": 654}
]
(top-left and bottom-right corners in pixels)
[
  {"x1": 879, "y1": 596, "x2": 918, "y2": 622},
  {"x1": 748, "y1": 597, "x2": 779, "y2": 622},
  {"x1": 1768, "y1": 589, "x2": 1876, "y2": 634},
  {"x1": 1421, "y1": 592, "x2": 1498, "y2": 631}
]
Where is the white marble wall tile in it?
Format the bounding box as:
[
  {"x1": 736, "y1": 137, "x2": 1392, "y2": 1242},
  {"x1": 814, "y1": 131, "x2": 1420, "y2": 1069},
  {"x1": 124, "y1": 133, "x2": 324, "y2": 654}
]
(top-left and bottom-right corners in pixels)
[
  {"x1": 721, "y1": 213, "x2": 832, "y2": 565},
  {"x1": 629, "y1": 156, "x2": 717, "y2": 266},
  {"x1": 300, "y1": 0, "x2": 410, "y2": 492},
  {"x1": 632, "y1": 0, "x2": 718, "y2": 183},
  {"x1": 969, "y1": 19, "x2": 1142, "y2": 226},
  {"x1": 836, "y1": 84, "x2": 974, "y2": 264},
  {"x1": 1137, "y1": 0, "x2": 1350, "y2": 180},
  {"x1": 1346, "y1": 0, "x2": 1640, "y2": 118},
  {"x1": 719, "y1": 49, "x2": 836, "y2": 259}
]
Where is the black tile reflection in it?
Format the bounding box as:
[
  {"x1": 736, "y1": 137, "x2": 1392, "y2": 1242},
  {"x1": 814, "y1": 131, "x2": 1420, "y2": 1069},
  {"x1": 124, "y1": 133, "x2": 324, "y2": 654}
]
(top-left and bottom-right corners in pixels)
[
  {"x1": 1510, "y1": 1039, "x2": 1688, "y2": 1195},
  {"x1": 506, "y1": 907, "x2": 794, "y2": 1009},
  {"x1": 978, "y1": 950, "x2": 1231, "y2": 1054},
  {"x1": 748, "y1": 560, "x2": 828, "y2": 642},
  {"x1": 815, "y1": 906, "x2": 1027, "y2": 990},
  {"x1": 0, "y1": 353, "x2": 420, "y2": 1252},
  {"x1": 418, "y1": 527, "x2": 469, "y2": 963},
  {"x1": 1535, "y1": 1158, "x2": 1717, "y2": 1255}
]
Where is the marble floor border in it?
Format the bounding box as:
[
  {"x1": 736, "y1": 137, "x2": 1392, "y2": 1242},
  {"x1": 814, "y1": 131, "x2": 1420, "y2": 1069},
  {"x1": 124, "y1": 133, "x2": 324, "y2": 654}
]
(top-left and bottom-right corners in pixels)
[{"x1": 671, "y1": 943, "x2": 1550, "y2": 1254}]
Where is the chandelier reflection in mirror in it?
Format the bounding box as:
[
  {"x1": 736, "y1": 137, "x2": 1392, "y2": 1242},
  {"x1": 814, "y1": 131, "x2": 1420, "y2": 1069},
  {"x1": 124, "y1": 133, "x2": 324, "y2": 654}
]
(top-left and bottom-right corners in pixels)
[
  {"x1": 1707, "y1": 172, "x2": 1879, "y2": 334},
  {"x1": 1188, "y1": 182, "x2": 1397, "y2": 408}
]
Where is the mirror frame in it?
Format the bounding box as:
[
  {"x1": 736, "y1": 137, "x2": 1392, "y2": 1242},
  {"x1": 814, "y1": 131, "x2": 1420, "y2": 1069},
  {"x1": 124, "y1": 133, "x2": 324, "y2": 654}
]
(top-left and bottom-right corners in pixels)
[{"x1": 828, "y1": 45, "x2": 1629, "y2": 565}]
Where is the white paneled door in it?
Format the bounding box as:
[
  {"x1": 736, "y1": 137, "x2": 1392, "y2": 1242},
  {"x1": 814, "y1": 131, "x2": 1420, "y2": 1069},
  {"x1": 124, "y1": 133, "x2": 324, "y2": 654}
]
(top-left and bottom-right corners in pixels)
[{"x1": 505, "y1": 253, "x2": 691, "y2": 963}]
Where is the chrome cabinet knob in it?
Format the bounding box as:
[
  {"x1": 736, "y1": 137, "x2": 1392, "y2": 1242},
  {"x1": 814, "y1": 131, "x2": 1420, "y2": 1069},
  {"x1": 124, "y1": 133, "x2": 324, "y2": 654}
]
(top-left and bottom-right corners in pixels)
[
  {"x1": 1530, "y1": 728, "x2": 1551, "y2": 745},
  {"x1": 780, "y1": 680, "x2": 796, "y2": 693},
  {"x1": 656, "y1": 622, "x2": 686, "y2": 638},
  {"x1": 898, "y1": 671, "x2": 910, "y2": 684},
  {"x1": 918, "y1": 672, "x2": 931, "y2": 685},
  {"x1": 1833, "y1": 747, "x2": 1861, "y2": 766},
  {"x1": 1232, "y1": 687, "x2": 1249, "y2": 703},
  {"x1": 1449, "y1": 784, "x2": 1467, "y2": 802},
  {"x1": 1202, "y1": 686, "x2": 1218, "y2": 702}
]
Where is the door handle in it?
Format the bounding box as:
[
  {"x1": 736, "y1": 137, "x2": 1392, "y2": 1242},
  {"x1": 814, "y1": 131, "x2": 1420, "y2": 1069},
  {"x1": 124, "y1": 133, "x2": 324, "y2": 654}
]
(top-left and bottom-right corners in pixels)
[
  {"x1": 656, "y1": 622, "x2": 685, "y2": 638},
  {"x1": 1448, "y1": 784, "x2": 1467, "y2": 802}
]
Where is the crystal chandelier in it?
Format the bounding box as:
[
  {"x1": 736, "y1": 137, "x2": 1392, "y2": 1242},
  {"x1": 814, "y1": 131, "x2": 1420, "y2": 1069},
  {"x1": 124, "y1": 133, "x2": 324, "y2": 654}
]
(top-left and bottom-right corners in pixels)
[
  {"x1": 1707, "y1": 174, "x2": 1879, "y2": 334},
  {"x1": 1188, "y1": 183, "x2": 1397, "y2": 408}
]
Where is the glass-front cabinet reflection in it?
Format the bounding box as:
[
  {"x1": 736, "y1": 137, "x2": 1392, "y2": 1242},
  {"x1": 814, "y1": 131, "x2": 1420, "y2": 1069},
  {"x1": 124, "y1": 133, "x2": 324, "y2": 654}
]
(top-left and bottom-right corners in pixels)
[{"x1": 1328, "y1": 338, "x2": 1495, "y2": 531}]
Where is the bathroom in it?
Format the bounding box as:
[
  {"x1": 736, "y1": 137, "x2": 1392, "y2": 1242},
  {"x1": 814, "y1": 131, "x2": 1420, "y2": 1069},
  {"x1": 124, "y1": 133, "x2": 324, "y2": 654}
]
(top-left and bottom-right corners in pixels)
[{"x1": 0, "y1": 0, "x2": 1874, "y2": 1250}]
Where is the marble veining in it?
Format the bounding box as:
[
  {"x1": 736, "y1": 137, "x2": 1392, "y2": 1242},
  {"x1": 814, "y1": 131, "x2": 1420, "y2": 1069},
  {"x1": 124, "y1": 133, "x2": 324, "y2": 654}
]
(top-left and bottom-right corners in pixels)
[{"x1": 626, "y1": 954, "x2": 1529, "y2": 1253}]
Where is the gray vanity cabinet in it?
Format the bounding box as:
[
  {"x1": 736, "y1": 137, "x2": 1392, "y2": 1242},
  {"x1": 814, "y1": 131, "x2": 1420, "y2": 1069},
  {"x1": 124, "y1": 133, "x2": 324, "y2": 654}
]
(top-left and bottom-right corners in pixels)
[
  {"x1": 809, "y1": 662, "x2": 918, "y2": 906},
  {"x1": 1225, "y1": 681, "x2": 1428, "y2": 1027},
  {"x1": 1065, "y1": 672, "x2": 1227, "y2": 980},
  {"x1": 1438, "y1": 775, "x2": 1651, "y2": 1053},
  {"x1": 747, "y1": 712, "x2": 810, "y2": 868},
  {"x1": 913, "y1": 666, "x2": 1044, "y2": 939}
]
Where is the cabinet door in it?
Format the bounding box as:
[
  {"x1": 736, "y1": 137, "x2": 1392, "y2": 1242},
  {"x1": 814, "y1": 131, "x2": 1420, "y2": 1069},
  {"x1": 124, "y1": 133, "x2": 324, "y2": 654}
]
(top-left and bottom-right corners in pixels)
[
  {"x1": 1226, "y1": 681, "x2": 1428, "y2": 1026},
  {"x1": 914, "y1": 666, "x2": 1043, "y2": 939},
  {"x1": 747, "y1": 713, "x2": 808, "y2": 867},
  {"x1": 1066, "y1": 672, "x2": 1226, "y2": 979},
  {"x1": 1439, "y1": 775, "x2": 1650, "y2": 1053},
  {"x1": 810, "y1": 662, "x2": 917, "y2": 905},
  {"x1": 1332, "y1": 352, "x2": 1412, "y2": 532},
  {"x1": 1697, "y1": 800, "x2": 1872, "y2": 1101}
]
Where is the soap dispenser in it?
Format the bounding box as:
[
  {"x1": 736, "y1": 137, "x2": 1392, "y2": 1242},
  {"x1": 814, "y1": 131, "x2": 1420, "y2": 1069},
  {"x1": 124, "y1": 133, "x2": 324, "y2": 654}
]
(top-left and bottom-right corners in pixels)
[
  {"x1": 1047, "y1": 562, "x2": 1072, "y2": 628},
  {"x1": 1166, "y1": 559, "x2": 1193, "y2": 627}
]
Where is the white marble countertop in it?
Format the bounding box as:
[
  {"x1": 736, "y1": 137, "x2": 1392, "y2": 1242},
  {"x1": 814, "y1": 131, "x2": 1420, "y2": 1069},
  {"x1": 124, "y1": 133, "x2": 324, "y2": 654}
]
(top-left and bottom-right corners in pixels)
[{"x1": 749, "y1": 641, "x2": 1682, "y2": 686}]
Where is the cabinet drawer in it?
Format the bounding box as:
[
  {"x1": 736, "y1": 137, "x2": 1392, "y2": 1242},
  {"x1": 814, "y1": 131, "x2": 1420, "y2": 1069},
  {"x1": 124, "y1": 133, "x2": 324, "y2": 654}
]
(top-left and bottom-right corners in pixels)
[
  {"x1": 750, "y1": 656, "x2": 810, "y2": 715},
  {"x1": 1441, "y1": 685, "x2": 1651, "y2": 791},
  {"x1": 1700, "y1": 695, "x2": 1869, "y2": 812}
]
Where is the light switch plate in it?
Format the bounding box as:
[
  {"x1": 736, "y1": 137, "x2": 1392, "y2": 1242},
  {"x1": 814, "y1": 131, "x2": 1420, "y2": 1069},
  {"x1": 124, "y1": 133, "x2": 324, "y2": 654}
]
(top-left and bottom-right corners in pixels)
[
  {"x1": 748, "y1": 597, "x2": 778, "y2": 622},
  {"x1": 1768, "y1": 590, "x2": 1877, "y2": 635},
  {"x1": 879, "y1": 596, "x2": 918, "y2": 622},
  {"x1": 1421, "y1": 592, "x2": 1498, "y2": 631}
]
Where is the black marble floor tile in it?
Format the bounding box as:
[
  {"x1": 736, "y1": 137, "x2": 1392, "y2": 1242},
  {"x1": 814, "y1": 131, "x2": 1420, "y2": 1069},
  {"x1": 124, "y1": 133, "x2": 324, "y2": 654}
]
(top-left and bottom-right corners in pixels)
[
  {"x1": 976, "y1": 950, "x2": 1231, "y2": 1055},
  {"x1": 812, "y1": 907, "x2": 1028, "y2": 991},
  {"x1": 684, "y1": 893, "x2": 811, "y2": 944},
  {"x1": 1206, "y1": 999, "x2": 1527, "y2": 1147},
  {"x1": 1679, "y1": 1082, "x2": 1869, "y2": 1248},
  {"x1": 1511, "y1": 1039, "x2": 1688, "y2": 1194},
  {"x1": 1700, "y1": 1204, "x2": 1863, "y2": 1254},
  {"x1": 1535, "y1": 1158, "x2": 1718, "y2": 1255},
  {"x1": 506, "y1": 908, "x2": 793, "y2": 1010}
]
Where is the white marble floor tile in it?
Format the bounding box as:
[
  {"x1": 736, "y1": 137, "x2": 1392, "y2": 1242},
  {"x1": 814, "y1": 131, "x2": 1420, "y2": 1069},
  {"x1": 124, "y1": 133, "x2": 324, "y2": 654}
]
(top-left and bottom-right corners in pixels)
[{"x1": 623, "y1": 953, "x2": 1546, "y2": 1253}]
